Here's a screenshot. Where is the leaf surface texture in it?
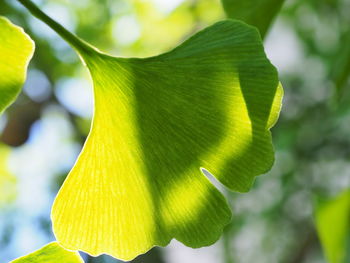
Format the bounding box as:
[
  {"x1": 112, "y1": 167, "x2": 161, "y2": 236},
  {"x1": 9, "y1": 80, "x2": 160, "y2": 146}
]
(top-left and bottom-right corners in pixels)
[
  {"x1": 52, "y1": 20, "x2": 283, "y2": 260},
  {"x1": 0, "y1": 17, "x2": 34, "y2": 114}
]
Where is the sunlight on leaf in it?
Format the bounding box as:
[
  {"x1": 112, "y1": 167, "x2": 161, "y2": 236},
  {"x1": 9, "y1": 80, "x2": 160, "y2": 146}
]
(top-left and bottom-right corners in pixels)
[
  {"x1": 315, "y1": 190, "x2": 350, "y2": 263},
  {"x1": 221, "y1": 0, "x2": 285, "y2": 38},
  {"x1": 51, "y1": 20, "x2": 283, "y2": 260},
  {"x1": 0, "y1": 17, "x2": 34, "y2": 115},
  {"x1": 10, "y1": 242, "x2": 83, "y2": 263}
]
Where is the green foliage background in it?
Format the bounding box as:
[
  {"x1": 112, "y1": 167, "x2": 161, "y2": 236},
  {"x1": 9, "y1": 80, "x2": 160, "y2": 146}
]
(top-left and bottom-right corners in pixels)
[{"x1": 0, "y1": 0, "x2": 349, "y2": 262}]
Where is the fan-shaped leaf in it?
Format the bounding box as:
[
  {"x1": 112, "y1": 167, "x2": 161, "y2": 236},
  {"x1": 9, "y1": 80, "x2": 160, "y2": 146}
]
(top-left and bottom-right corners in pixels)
[
  {"x1": 10, "y1": 242, "x2": 83, "y2": 263},
  {"x1": 51, "y1": 20, "x2": 282, "y2": 260},
  {"x1": 0, "y1": 16, "x2": 34, "y2": 114}
]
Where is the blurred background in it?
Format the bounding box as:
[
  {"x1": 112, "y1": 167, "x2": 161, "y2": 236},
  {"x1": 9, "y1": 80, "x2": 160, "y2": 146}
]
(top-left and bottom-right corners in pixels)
[{"x1": 0, "y1": 0, "x2": 350, "y2": 262}]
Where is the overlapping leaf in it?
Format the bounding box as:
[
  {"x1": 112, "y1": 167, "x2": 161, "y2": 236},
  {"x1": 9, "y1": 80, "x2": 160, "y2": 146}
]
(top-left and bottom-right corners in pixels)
[
  {"x1": 0, "y1": 17, "x2": 34, "y2": 114},
  {"x1": 51, "y1": 20, "x2": 282, "y2": 260},
  {"x1": 10, "y1": 242, "x2": 83, "y2": 263},
  {"x1": 221, "y1": 0, "x2": 285, "y2": 38},
  {"x1": 315, "y1": 190, "x2": 350, "y2": 263}
]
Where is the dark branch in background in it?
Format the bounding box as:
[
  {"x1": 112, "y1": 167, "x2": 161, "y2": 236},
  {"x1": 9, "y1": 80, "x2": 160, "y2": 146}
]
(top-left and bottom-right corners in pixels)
[{"x1": 287, "y1": 230, "x2": 319, "y2": 263}]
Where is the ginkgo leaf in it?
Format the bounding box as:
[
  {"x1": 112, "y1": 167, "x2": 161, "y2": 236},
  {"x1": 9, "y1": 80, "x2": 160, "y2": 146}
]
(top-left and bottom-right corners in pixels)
[
  {"x1": 221, "y1": 0, "x2": 285, "y2": 38},
  {"x1": 50, "y1": 20, "x2": 283, "y2": 260},
  {"x1": 0, "y1": 16, "x2": 34, "y2": 115},
  {"x1": 315, "y1": 190, "x2": 350, "y2": 263},
  {"x1": 10, "y1": 242, "x2": 83, "y2": 263}
]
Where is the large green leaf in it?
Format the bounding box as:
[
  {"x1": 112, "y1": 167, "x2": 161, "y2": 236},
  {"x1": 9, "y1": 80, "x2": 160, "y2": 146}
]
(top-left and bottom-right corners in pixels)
[
  {"x1": 0, "y1": 16, "x2": 34, "y2": 114},
  {"x1": 315, "y1": 190, "x2": 350, "y2": 263},
  {"x1": 10, "y1": 242, "x2": 83, "y2": 263},
  {"x1": 51, "y1": 20, "x2": 282, "y2": 260},
  {"x1": 221, "y1": 0, "x2": 285, "y2": 38}
]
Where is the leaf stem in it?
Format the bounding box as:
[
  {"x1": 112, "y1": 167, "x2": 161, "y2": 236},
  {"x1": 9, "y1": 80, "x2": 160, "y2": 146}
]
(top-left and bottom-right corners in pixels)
[{"x1": 17, "y1": 0, "x2": 95, "y2": 56}]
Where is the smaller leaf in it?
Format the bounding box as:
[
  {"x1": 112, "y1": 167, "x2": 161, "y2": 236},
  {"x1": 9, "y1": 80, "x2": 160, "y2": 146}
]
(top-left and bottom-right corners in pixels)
[
  {"x1": 10, "y1": 242, "x2": 83, "y2": 263},
  {"x1": 221, "y1": 0, "x2": 285, "y2": 38},
  {"x1": 0, "y1": 16, "x2": 34, "y2": 115},
  {"x1": 315, "y1": 190, "x2": 350, "y2": 263}
]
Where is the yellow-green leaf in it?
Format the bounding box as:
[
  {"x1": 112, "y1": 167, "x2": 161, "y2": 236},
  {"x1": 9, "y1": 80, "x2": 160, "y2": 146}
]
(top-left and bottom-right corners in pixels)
[
  {"x1": 315, "y1": 190, "x2": 350, "y2": 263},
  {"x1": 0, "y1": 16, "x2": 34, "y2": 114},
  {"x1": 10, "y1": 242, "x2": 83, "y2": 263},
  {"x1": 221, "y1": 0, "x2": 285, "y2": 38},
  {"x1": 51, "y1": 20, "x2": 282, "y2": 260}
]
